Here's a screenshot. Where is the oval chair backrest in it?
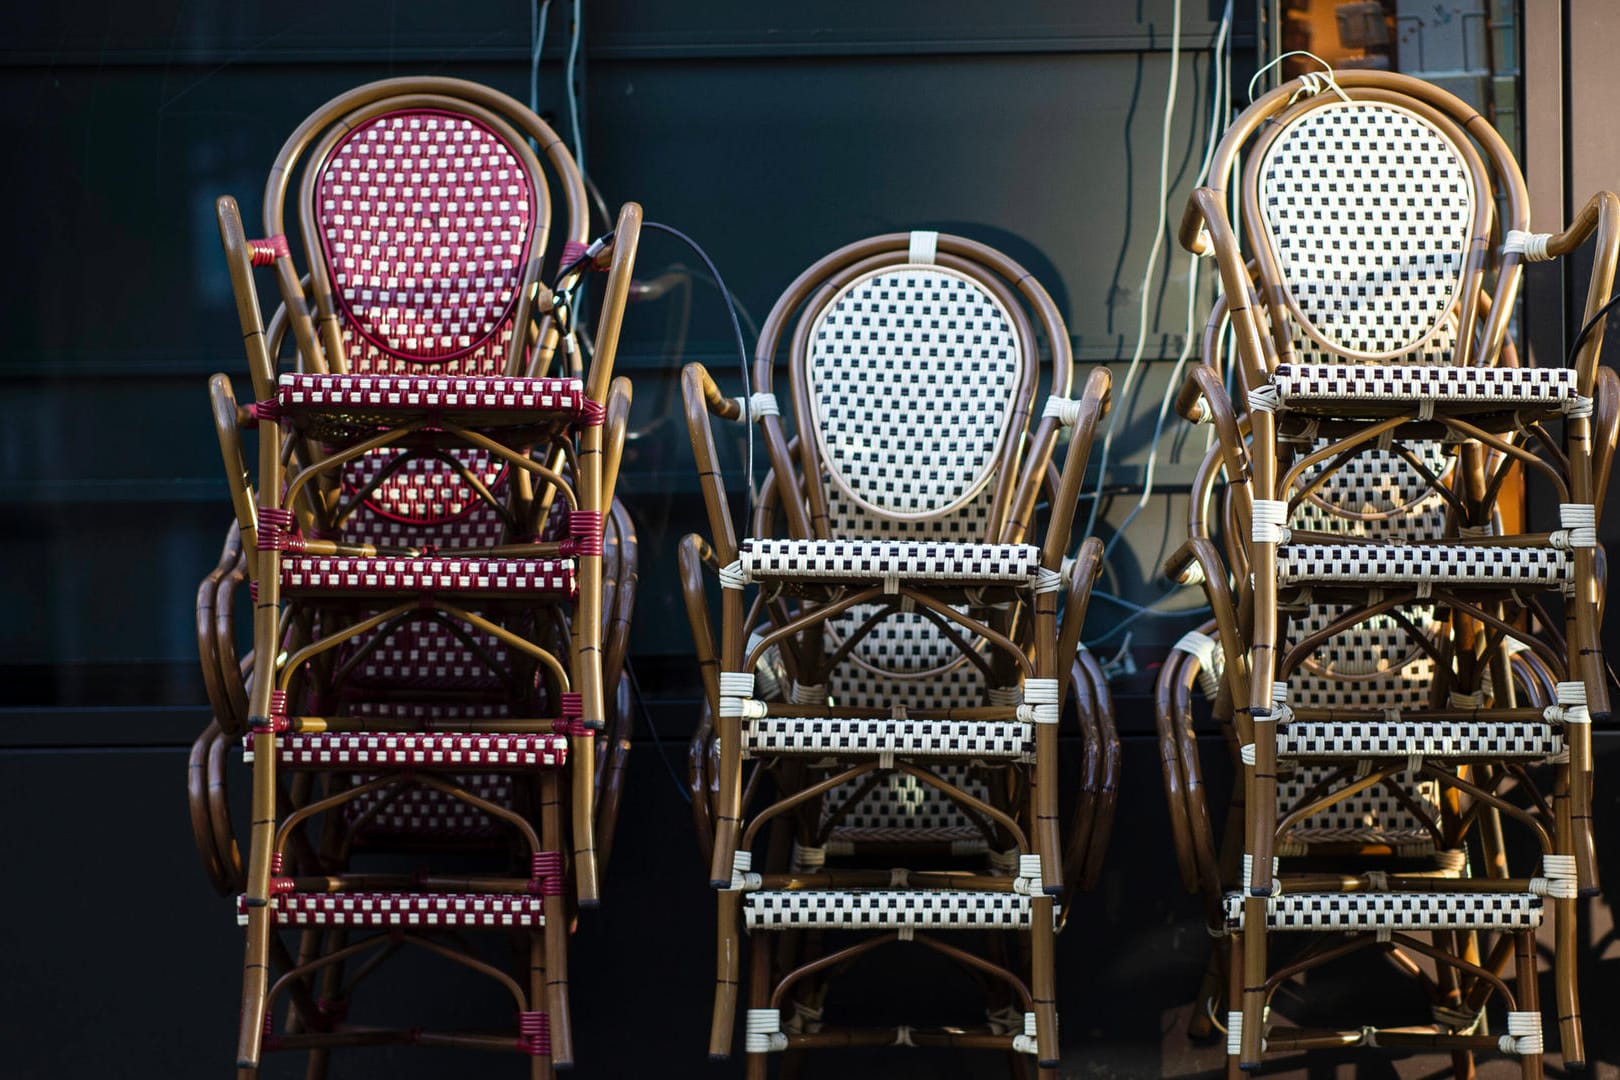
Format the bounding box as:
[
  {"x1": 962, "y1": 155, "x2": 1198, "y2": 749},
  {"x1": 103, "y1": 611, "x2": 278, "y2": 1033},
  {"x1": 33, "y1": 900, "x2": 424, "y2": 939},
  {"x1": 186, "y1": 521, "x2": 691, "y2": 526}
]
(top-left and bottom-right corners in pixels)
[
  {"x1": 802, "y1": 255, "x2": 1029, "y2": 540},
  {"x1": 1254, "y1": 96, "x2": 1479, "y2": 362},
  {"x1": 309, "y1": 108, "x2": 541, "y2": 378}
]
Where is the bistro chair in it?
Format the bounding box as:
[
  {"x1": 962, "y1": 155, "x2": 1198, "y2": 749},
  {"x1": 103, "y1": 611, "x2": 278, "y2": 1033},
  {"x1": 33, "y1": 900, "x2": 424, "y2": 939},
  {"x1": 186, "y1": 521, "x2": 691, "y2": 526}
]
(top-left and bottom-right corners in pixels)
[
  {"x1": 209, "y1": 76, "x2": 641, "y2": 1075},
  {"x1": 680, "y1": 230, "x2": 1114, "y2": 1075},
  {"x1": 1172, "y1": 69, "x2": 1619, "y2": 1074}
]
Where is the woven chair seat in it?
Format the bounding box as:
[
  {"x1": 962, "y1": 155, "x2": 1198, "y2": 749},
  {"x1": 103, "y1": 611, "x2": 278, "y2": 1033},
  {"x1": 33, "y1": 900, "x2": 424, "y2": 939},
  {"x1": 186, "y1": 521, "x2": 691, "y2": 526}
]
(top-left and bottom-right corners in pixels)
[
  {"x1": 247, "y1": 892, "x2": 546, "y2": 929},
  {"x1": 1270, "y1": 363, "x2": 1582, "y2": 416},
  {"x1": 275, "y1": 372, "x2": 589, "y2": 429},
  {"x1": 1224, "y1": 890, "x2": 1543, "y2": 932},
  {"x1": 281, "y1": 555, "x2": 574, "y2": 596},
  {"x1": 738, "y1": 538, "x2": 1044, "y2": 587},
  {"x1": 1277, "y1": 543, "x2": 1570, "y2": 588},
  {"x1": 1277, "y1": 720, "x2": 1562, "y2": 761},
  {"x1": 743, "y1": 716, "x2": 1031, "y2": 760},
  {"x1": 744, "y1": 889, "x2": 1035, "y2": 931},
  {"x1": 246, "y1": 731, "x2": 568, "y2": 769}
]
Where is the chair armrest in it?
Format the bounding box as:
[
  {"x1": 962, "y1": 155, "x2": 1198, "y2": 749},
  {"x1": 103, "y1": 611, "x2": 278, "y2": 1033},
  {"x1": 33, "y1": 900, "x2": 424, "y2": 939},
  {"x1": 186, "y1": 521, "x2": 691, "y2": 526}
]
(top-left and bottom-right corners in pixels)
[
  {"x1": 1037, "y1": 367, "x2": 1112, "y2": 570},
  {"x1": 682, "y1": 363, "x2": 746, "y2": 564}
]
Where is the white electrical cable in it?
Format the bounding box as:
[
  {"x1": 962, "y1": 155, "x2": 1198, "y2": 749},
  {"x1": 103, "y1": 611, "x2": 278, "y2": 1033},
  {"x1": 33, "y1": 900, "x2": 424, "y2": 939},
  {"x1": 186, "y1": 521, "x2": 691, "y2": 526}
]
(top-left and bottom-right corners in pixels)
[
  {"x1": 1102, "y1": 0, "x2": 1233, "y2": 564},
  {"x1": 566, "y1": 0, "x2": 585, "y2": 175},
  {"x1": 1082, "y1": 0, "x2": 1185, "y2": 544},
  {"x1": 528, "y1": 0, "x2": 553, "y2": 130}
]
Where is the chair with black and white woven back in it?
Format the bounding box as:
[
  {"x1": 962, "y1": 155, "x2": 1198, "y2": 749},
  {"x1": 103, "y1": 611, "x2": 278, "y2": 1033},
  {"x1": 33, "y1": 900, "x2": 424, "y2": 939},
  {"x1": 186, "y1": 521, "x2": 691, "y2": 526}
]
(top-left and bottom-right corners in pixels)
[
  {"x1": 1175, "y1": 69, "x2": 1620, "y2": 1075},
  {"x1": 680, "y1": 230, "x2": 1113, "y2": 1076},
  {"x1": 211, "y1": 76, "x2": 642, "y2": 1076}
]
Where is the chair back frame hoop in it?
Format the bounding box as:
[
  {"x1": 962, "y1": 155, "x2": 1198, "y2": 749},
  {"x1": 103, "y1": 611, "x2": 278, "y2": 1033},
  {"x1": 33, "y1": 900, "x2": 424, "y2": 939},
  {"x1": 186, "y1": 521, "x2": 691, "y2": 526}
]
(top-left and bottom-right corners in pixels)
[
  {"x1": 290, "y1": 95, "x2": 551, "y2": 379},
  {"x1": 751, "y1": 233, "x2": 1068, "y2": 544},
  {"x1": 1242, "y1": 92, "x2": 1489, "y2": 365},
  {"x1": 799, "y1": 257, "x2": 1032, "y2": 525}
]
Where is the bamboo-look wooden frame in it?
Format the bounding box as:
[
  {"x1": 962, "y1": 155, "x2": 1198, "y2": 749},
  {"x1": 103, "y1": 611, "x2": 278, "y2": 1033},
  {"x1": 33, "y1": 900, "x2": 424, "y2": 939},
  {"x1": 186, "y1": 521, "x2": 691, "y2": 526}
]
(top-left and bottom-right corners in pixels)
[
  {"x1": 192, "y1": 444, "x2": 640, "y2": 1080},
  {"x1": 210, "y1": 79, "x2": 642, "y2": 1073},
  {"x1": 678, "y1": 232, "x2": 1114, "y2": 1074},
  {"x1": 1173, "y1": 70, "x2": 1620, "y2": 1075}
]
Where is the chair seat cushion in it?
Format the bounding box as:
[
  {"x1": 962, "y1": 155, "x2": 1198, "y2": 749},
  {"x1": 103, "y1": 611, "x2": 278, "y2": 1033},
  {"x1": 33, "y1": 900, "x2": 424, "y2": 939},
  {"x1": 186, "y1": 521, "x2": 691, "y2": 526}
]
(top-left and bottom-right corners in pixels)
[
  {"x1": 277, "y1": 372, "x2": 588, "y2": 423},
  {"x1": 1277, "y1": 543, "x2": 1570, "y2": 588},
  {"x1": 280, "y1": 555, "x2": 574, "y2": 596},
  {"x1": 1271, "y1": 363, "x2": 1582, "y2": 415},
  {"x1": 1224, "y1": 890, "x2": 1543, "y2": 932},
  {"x1": 248, "y1": 892, "x2": 546, "y2": 929},
  {"x1": 1277, "y1": 720, "x2": 1562, "y2": 761},
  {"x1": 743, "y1": 889, "x2": 1035, "y2": 930},
  {"x1": 743, "y1": 716, "x2": 1031, "y2": 760},
  {"x1": 247, "y1": 731, "x2": 568, "y2": 770},
  {"x1": 738, "y1": 538, "x2": 1044, "y2": 586}
]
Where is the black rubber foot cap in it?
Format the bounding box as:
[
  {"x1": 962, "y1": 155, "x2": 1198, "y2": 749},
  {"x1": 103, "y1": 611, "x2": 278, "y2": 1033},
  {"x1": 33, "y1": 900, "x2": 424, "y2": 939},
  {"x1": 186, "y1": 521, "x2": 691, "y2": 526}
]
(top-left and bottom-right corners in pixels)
[
  {"x1": 577, "y1": 898, "x2": 602, "y2": 910},
  {"x1": 1039, "y1": 1059, "x2": 1060, "y2": 1069},
  {"x1": 710, "y1": 1053, "x2": 731, "y2": 1062},
  {"x1": 709, "y1": 879, "x2": 731, "y2": 890}
]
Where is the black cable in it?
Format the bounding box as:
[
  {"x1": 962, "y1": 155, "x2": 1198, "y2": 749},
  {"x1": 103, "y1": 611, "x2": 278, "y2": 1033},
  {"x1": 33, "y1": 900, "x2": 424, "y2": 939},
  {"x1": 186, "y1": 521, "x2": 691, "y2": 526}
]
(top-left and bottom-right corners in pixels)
[
  {"x1": 640, "y1": 220, "x2": 757, "y2": 518},
  {"x1": 625, "y1": 659, "x2": 692, "y2": 805},
  {"x1": 1566, "y1": 289, "x2": 1620, "y2": 370}
]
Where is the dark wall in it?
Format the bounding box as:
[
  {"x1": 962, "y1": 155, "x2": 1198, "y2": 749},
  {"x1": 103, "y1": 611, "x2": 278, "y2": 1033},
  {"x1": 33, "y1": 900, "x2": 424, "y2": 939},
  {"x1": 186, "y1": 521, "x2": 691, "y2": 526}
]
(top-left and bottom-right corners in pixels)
[{"x1": 0, "y1": 0, "x2": 1232, "y2": 709}]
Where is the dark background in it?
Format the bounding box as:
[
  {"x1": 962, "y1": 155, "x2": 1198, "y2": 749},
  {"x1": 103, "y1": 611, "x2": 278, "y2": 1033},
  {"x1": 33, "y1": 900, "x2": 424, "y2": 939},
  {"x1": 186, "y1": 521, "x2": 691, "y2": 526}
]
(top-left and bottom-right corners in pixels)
[{"x1": 2, "y1": 2, "x2": 1618, "y2": 1076}]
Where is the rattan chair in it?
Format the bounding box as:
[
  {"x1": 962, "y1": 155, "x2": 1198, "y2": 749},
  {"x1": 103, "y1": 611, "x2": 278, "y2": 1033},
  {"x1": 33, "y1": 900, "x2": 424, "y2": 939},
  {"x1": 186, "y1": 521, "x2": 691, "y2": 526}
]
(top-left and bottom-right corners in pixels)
[
  {"x1": 1172, "y1": 69, "x2": 1620, "y2": 1075},
  {"x1": 679, "y1": 231, "x2": 1113, "y2": 1075},
  {"x1": 210, "y1": 76, "x2": 641, "y2": 1075}
]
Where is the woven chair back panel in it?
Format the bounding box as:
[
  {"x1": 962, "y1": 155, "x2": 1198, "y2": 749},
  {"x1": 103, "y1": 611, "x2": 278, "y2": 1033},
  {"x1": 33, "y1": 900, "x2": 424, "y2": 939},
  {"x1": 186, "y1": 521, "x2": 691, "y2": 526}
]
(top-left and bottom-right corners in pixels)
[
  {"x1": 339, "y1": 448, "x2": 509, "y2": 548},
  {"x1": 827, "y1": 642, "x2": 986, "y2": 705},
  {"x1": 820, "y1": 766, "x2": 992, "y2": 844},
  {"x1": 335, "y1": 611, "x2": 514, "y2": 692},
  {"x1": 346, "y1": 774, "x2": 513, "y2": 838},
  {"x1": 1278, "y1": 766, "x2": 1439, "y2": 843},
  {"x1": 1290, "y1": 604, "x2": 1441, "y2": 689},
  {"x1": 314, "y1": 108, "x2": 535, "y2": 371},
  {"x1": 807, "y1": 265, "x2": 1023, "y2": 521},
  {"x1": 1260, "y1": 100, "x2": 1475, "y2": 359},
  {"x1": 826, "y1": 601, "x2": 988, "y2": 678}
]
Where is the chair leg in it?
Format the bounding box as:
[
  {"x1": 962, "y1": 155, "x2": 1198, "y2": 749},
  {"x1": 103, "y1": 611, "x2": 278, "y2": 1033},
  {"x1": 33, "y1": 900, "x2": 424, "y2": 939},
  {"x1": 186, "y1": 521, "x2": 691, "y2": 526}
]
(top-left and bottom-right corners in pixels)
[
  {"x1": 1238, "y1": 909, "x2": 1266, "y2": 1071},
  {"x1": 540, "y1": 772, "x2": 574, "y2": 1067},
  {"x1": 1555, "y1": 894, "x2": 1584, "y2": 1067},
  {"x1": 529, "y1": 934, "x2": 555, "y2": 1080},
  {"x1": 744, "y1": 936, "x2": 773, "y2": 1080},
  {"x1": 236, "y1": 906, "x2": 273, "y2": 1068},
  {"x1": 1226, "y1": 929, "x2": 1245, "y2": 1080},
  {"x1": 1513, "y1": 931, "x2": 1544, "y2": 1080},
  {"x1": 1030, "y1": 897, "x2": 1059, "y2": 1069},
  {"x1": 710, "y1": 889, "x2": 742, "y2": 1058}
]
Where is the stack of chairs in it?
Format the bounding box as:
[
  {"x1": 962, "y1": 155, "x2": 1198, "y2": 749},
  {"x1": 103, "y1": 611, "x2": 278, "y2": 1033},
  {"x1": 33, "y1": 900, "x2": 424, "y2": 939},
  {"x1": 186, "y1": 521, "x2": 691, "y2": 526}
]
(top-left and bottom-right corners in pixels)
[
  {"x1": 679, "y1": 231, "x2": 1118, "y2": 1077},
  {"x1": 198, "y1": 77, "x2": 643, "y2": 1077},
  {"x1": 1160, "y1": 70, "x2": 1619, "y2": 1075}
]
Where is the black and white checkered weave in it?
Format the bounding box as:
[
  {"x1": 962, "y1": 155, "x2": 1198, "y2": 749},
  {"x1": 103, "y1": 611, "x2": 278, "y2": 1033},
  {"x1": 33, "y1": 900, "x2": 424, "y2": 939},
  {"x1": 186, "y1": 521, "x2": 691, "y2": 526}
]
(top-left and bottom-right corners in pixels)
[
  {"x1": 1277, "y1": 720, "x2": 1562, "y2": 761},
  {"x1": 1276, "y1": 766, "x2": 1438, "y2": 852},
  {"x1": 807, "y1": 266, "x2": 1022, "y2": 519},
  {"x1": 743, "y1": 716, "x2": 1032, "y2": 760},
  {"x1": 1260, "y1": 101, "x2": 1473, "y2": 357},
  {"x1": 1277, "y1": 543, "x2": 1571, "y2": 588},
  {"x1": 822, "y1": 766, "x2": 991, "y2": 846},
  {"x1": 1272, "y1": 363, "x2": 1582, "y2": 412},
  {"x1": 744, "y1": 889, "x2": 1033, "y2": 930},
  {"x1": 1224, "y1": 890, "x2": 1543, "y2": 932},
  {"x1": 738, "y1": 538, "x2": 1042, "y2": 585}
]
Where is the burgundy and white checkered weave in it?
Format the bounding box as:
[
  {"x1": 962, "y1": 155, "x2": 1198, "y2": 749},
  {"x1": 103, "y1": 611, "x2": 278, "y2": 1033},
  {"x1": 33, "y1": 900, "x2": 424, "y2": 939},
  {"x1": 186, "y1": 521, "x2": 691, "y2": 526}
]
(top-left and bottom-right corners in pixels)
[
  {"x1": 257, "y1": 892, "x2": 548, "y2": 928},
  {"x1": 280, "y1": 555, "x2": 574, "y2": 595},
  {"x1": 315, "y1": 109, "x2": 536, "y2": 373},
  {"x1": 251, "y1": 732, "x2": 567, "y2": 769}
]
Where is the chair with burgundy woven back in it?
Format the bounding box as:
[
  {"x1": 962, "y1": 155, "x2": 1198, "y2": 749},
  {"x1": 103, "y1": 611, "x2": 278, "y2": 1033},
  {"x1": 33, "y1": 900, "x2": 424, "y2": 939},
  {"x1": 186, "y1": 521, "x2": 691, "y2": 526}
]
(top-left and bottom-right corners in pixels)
[
  {"x1": 1172, "y1": 68, "x2": 1620, "y2": 1075},
  {"x1": 211, "y1": 77, "x2": 641, "y2": 1076},
  {"x1": 679, "y1": 230, "x2": 1114, "y2": 1077}
]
